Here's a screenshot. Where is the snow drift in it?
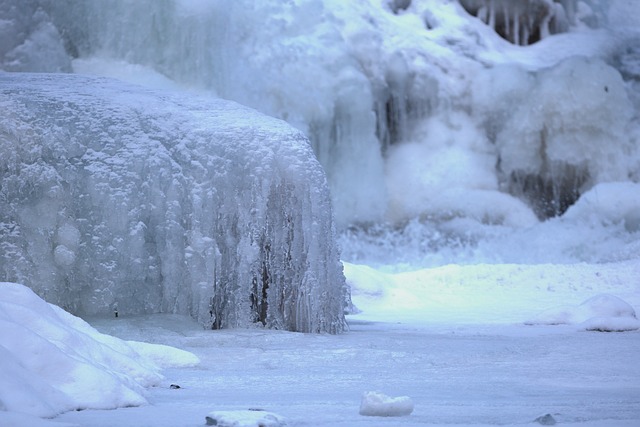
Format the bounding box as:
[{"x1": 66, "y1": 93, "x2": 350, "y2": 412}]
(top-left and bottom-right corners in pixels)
[
  {"x1": 0, "y1": 73, "x2": 346, "y2": 333},
  {"x1": 526, "y1": 293, "x2": 640, "y2": 332},
  {"x1": 0, "y1": 282, "x2": 198, "y2": 417}
]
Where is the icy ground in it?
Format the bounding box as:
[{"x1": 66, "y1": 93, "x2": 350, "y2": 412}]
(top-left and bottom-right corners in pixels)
[{"x1": 6, "y1": 261, "x2": 633, "y2": 427}]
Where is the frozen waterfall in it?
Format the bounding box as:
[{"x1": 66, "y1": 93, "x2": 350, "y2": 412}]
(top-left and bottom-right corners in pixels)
[
  {"x1": 1, "y1": 0, "x2": 640, "y2": 269},
  {"x1": 0, "y1": 73, "x2": 347, "y2": 333}
]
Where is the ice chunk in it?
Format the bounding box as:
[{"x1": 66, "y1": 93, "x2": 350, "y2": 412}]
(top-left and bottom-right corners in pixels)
[
  {"x1": 205, "y1": 410, "x2": 286, "y2": 427},
  {"x1": 0, "y1": 282, "x2": 197, "y2": 417},
  {"x1": 359, "y1": 391, "x2": 414, "y2": 417},
  {"x1": 0, "y1": 73, "x2": 346, "y2": 333}
]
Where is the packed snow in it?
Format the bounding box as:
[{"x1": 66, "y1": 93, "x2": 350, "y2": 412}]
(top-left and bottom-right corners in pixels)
[{"x1": 1, "y1": 0, "x2": 640, "y2": 426}]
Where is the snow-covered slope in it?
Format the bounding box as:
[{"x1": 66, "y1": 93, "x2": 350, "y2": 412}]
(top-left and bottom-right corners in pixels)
[
  {"x1": 0, "y1": 73, "x2": 346, "y2": 333},
  {"x1": 0, "y1": 282, "x2": 198, "y2": 418}
]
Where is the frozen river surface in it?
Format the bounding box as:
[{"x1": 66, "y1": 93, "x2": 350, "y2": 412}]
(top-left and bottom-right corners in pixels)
[{"x1": 51, "y1": 313, "x2": 639, "y2": 427}]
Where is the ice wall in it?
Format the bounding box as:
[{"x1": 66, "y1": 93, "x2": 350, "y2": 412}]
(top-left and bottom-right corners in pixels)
[
  {"x1": 2, "y1": 0, "x2": 639, "y2": 266},
  {"x1": 0, "y1": 73, "x2": 347, "y2": 333}
]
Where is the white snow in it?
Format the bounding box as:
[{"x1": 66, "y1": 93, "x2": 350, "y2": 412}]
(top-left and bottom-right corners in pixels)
[
  {"x1": 359, "y1": 391, "x2": 414, "y2": 417},
  {"x1": 0, "y1": 282, "x2": 198, "y2": 418}
]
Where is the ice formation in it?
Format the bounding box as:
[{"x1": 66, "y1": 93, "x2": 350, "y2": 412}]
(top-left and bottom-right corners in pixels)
[
  {"x1": 458, "y1": 0, "x2": 584, "y2": 46},
  {"x1": 359, "y1": 391, "x2": 414, "y2": 417},
  {"x1": 2, "y1": 0, "x2": 638, "y2": 232},
  {"x1": 0, "y1": 73, "x2": 347, "y2": 333},
  {"x1": 0, "y1": 282, "x2": 198, "y2": 417}
]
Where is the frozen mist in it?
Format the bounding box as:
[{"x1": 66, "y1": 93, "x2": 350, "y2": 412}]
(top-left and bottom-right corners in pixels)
[{"x1": 0, "y1": 73, "x2": 346, "y2": 334}]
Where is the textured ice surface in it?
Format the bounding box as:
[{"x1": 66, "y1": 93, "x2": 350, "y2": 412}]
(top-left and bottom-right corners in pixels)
[{"x1": 0, "y1": 73, "x2": 346, "y2": 333}]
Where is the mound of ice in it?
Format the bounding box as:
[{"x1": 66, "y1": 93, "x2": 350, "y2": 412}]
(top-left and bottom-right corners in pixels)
[
  {"x1": 526, "y1": 294, "x2": 640, "y2": 332},
  {"x1": 205, "y1": 410, "x2": 286, "y2": 427},
  {"x1": 0, "y1": 73, "x2": 346, "y2": 333},
  {"x1": 563, "y1": 182, "x2": 640, "y2": 232},
  {"x1": 0, "y1": 282, "x2": 198, "y2": 418},
  {"x1": 359, "y1": 391, "x2": 414, "y2": 417}
]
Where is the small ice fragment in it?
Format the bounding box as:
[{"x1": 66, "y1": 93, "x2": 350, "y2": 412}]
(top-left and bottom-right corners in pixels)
[
  {"x1": 359, "y1": 391, "x2": 414, "y2": 417},
  {"x1": 205, "y1": 410, "x2": 286, "y2": 427}
]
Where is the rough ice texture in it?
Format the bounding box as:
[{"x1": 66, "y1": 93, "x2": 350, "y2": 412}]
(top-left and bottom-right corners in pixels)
[{"x1": 0, "y1": 73, "x2": 347, "y2": 333}]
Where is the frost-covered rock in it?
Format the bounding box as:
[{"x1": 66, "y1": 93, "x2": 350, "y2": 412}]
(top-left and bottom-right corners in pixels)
[
  {"x1": 0, "y1": 73, "x2": 347, "y2": 333},
  {"x1": 526, "y1": 293, "x2": 640, "y2": 331},
  {"x1": 0, "y1": 282, "x2": 198, "y2": 417},
  {"x1": 359, "y1": 391, "x2": 414, "y2": 417}
]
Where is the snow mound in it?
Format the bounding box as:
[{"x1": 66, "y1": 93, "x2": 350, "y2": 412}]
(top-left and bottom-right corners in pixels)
[
  {"x1": 0, "y1": 282, "x2": 198, "y2": 418},
  {"x1": 359, "y1": 391, "x2": 414, "y2": 417},
  {"x1": 0, "y1": 72, "x2": 346, "y2": 333},
  {"x1": 526, "y1": 294, "x2": 640, "y2": 332},
  {"x1": 563, "y1": 182, "x2": 640, "y2": 232},
  {"x1": 205, "y1": 410, "x2": 286, "y2": 427}
]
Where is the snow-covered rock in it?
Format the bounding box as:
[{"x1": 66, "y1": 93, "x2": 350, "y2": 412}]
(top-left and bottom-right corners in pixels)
[
  {"x1": 205, "y1": 410, "x2": 286, "y2": 427},
  {"x1": 526, "y1": 293, "x2": 640, "y2": 331},
  {"x1": 359, "y1": 391, "x2": 414, "y2": 417},
  {"x1": 0, "y1": 73, "x2": 346, "y2": 333},
  {"x1": 0, "y1": 282, "x2": 198, "y2": 417}
]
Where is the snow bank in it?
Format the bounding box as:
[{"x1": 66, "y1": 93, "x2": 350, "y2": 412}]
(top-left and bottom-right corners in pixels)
[
  {"x1": 205, "y1": 410, "x2": 286, "y2": 427},
  {"x1": 0, "y1": 73, "x2": 346, "y2": 333},
  {"x1": 526, "y1": 294, "x2": 640, "y2": 331},
  {"x1": 0, "y1": 282, "x2": 198, "y2": 418},
  {"x1": 359, "y1": 391, "x2": 414, "y2": 417}
]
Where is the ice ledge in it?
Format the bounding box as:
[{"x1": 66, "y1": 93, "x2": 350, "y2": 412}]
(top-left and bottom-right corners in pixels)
[{"x1": 0, "y1": 72, "x2": 347, "y2": 333}]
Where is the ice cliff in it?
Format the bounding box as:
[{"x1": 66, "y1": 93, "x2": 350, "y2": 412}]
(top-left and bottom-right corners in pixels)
[{"x1": 0, "y1": 73, "x2": 347, "y2": 333}]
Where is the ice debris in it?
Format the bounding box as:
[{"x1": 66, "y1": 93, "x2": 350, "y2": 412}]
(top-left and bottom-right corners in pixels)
[
  {"x1": 205, "y1": 410, "x2": 286, "y2": 427},
  {"x1": 359, "y1": 391, "x2": 414, "y2": 417}
]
